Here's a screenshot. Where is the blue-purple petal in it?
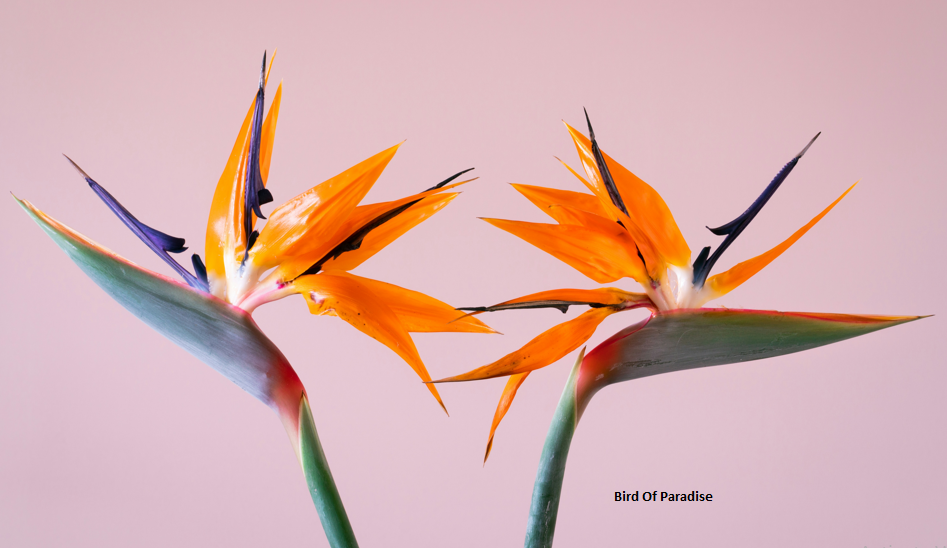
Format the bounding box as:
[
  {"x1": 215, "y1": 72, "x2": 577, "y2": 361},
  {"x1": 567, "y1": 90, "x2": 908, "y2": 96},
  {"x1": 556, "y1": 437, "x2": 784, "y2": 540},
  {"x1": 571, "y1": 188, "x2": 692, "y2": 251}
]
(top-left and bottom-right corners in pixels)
[
  {"x1": 692, "y1": 133, "x2": 821, "y2": 289},
  {"x1": 65, "y1": 155, "x2": 209, "y2": 293}
]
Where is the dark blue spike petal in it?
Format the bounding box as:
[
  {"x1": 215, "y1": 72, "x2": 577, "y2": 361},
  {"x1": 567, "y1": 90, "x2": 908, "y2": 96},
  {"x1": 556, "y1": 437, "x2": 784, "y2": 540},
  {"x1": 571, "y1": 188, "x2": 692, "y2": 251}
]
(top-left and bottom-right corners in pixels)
[
  {"x1": 691, "y1": 245, "x2": 710, "y2": 275},
  {"x1": 140, "y1": 224, "x2": 187, "y2": 253},
  {"x1": 584, "y1": 108, "x2": 629, "y2": 216},
  {"x1": 692, "y1": 133, "x2": 820, "y2": 289},
  {"x1": 64, "y1": 155, "x2": 208, "y2": 293},
  {"x1": 424, "y1": 168, "x2": 474, "y2": 192},
  {"x1": 242, "y1": 52, "x2": 269, "y2": 264},
  {"x1": 191, "y1": 254, "x2": 209, "y2": 289},
  {"x1": 247, "y1": 230, "x2": 260, "y2": 252}
]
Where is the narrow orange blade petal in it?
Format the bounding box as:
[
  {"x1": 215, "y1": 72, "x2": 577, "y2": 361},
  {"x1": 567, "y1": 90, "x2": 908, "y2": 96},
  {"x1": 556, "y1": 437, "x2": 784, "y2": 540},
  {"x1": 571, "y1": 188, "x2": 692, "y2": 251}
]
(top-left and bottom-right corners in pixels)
[
  {"x1": 563, "y1": 122, "x2": 623, "y2": 219},
  {"x1": 268, "y1": 177, "x2": 474, "y2": 282},
  {"x1": 319, "y1": 272, "x2": 495, "y2": 334},
  {"x1": 259, "y1": 81, "x2": 282, "y2": 186},
  {"x1": 555, "y1": 156, "x2": 599, "y2": 196},
  {"x1": 603, "y1": 149, "x2": 690, "y2": 267},
  {"x1": 321, "y1": 192, "x2": 459, "y2": 272},
  {"x1": 204, "y1": 99, "x2": 254, "y2": 298},
  {"x1": 204, "y1": 59, "x2": 279, "y2": 298},
  {"x1": 484, "y1": 371, "x2": 530, "y2": 463},
  {"x1": 251, "y1": 144, "x2": 401, "y2": 272},
  {"x1": 564, "y1": 122, "x2": 690, "y2": 268},
  {"x1": 482, "y1": 287, "x2": 648, "y2": 310},
  {"x1": 706, "y1": 183, "x2": 857, "y2": 299},
  {"x1": 433, "y1": 307, "x2": 616, "y2": 382},
  {"x1": 510, "y1": 183, "x2": 609, "y2": 221},
  {"x1": 293, "y1": 272, "x2": 447, "y2": 412},
  {"x1": 483, "y1": 218, "x2": 646, "y2": 284}
]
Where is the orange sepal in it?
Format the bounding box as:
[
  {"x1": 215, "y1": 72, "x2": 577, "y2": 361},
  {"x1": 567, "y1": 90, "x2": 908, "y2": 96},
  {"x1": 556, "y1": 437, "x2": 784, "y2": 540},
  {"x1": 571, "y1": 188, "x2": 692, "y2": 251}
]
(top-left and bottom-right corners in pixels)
[
  {"x1": 204, "y1": 58, "x2": 278, "y2": 299},
  {"x1": 705, "y1": 182, "x2": 857, "y2": 300},
  {"x1": 259, "y1": 81, "x2": 283, "y2": 188},
  {"x1": 483, "y1": 371, "x2": 530, "y2": 463},
  {"x1": 250, "y1": 144, "x2": 401, "y2": 274},
  {"x1": 476, "y1": 287, "x2": 650, "y2": 312},
  {"x1": 293, "y1": 271, "x2": 447, "y2": 413},
  {"x1": 433, "y1": 307, "x2": 616, "y2": 382},
  {"x1": 482, "y1": 217, "x2": 646, "y2": 284},
  {"x1": 260, "y1": 177, "x2": 471, "y2": 287},
  {"x1": 564, "y1": 122, "x2": 690, "y2": 269},
  {"x1": 204, "y1": 98, "x2": 254, "y2": 298},
  {"x1": 322, "y1": 272, "x2": 495, "y2": 334},
  {"x1": 321, "y1": 192, "x2": 460, "y2": 272},
  {"x1": 510, "y1": 183, "x2": 609, "y2": 221}
]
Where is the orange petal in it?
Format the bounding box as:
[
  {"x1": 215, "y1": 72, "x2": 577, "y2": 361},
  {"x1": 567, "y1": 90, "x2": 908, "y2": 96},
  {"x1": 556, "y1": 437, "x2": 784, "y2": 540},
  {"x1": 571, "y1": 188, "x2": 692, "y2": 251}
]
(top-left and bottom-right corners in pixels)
[
  {"x1": 433, "y1": 307, "x2": 616, "y2": 382},
  {"x1": 321, "y1": 192, "x2": 459, "y2": 272},
  {"x1": 320, "y1": 272, "x2": 495, "y2": 334},
  {"x1": 293, "y1": 271, "x2": 447, "y2": 413},
  {"x1": 564, "y1": 122, "x2": 690, "y2": 269},
  {"x1": 483, "y1": 371, "x2": 530, "y2": 463},
  {"x1": 259, "y1": 81, "x2": 282, "y2": 187},
  {"x1": 264, "y1": 177, "x2": 474, "y2": 284},
  {"x1": 204, "y1": 62, "x2": 279, "y2": 299},
  {"x1": 483, "y1": 218, "x2": 646, "y2": 284},
  {"x1": 706, "y1": 182, "x2": 857, "y2": 299},
  {"x1": 204, "y1": 97, "x2": 255, "y2": 299},
  {"x1": 555, "y1": 156, "x2": 599, "y2": 196},
  {"x1": 250, "y1": 144, "x2": 401, "y2": 273},
  {"x1": 510, "y1": 183, "x2": 609, "y2": 221},
  {"x1": 477, "y1": 287, "x2": 650, "y2": 311}
]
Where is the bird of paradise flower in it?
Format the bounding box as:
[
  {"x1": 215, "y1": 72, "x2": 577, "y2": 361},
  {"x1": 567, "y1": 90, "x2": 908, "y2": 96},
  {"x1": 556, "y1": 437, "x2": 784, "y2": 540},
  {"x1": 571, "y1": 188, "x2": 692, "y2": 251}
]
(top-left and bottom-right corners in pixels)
[
  {"x1": 15, "y1": 53, "x2": 492, "y2": 548},
  {"x1": 432, "y1": 110, "x2": 924, "y2": 547}
]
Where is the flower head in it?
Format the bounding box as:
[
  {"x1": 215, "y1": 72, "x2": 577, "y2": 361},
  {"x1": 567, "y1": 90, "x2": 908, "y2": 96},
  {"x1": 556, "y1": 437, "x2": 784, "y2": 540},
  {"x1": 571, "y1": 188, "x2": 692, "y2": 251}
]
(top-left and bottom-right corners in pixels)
[
  {"x1": 31, "y1": 52, "x2": 492, "y2": 414},
  {"x1": 434, "y1": 110, "x2": 921, "y2": 461},
  {"x1": 17, "y1": 52, "x2": 493, "y2": 542}
]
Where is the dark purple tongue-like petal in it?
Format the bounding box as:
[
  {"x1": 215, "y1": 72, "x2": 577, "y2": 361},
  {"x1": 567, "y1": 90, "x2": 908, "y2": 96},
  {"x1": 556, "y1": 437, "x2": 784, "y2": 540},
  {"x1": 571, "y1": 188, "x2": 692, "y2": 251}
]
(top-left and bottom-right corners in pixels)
[
  {"x1": 584, "y1": 108, "x2": 629, "y2": 217},
  {"x1": 692, "y1": 132, "x2": 820, "y2": 289},
  {"x1": 242, "y1": 52, "x2": 272, "y2": 264},
  {"x1": 64, "y1": 155, "x2": 209, "y2": 292}
]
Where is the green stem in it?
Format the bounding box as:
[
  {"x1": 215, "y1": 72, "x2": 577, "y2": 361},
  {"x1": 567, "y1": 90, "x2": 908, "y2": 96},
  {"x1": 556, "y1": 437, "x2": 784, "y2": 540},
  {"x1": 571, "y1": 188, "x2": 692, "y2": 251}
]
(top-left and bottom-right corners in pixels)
[
  {"x1": 298, "y1": 397, "x2": 359, "y2": 548},
  {"x1": 524, "y1": 355, "x2": 582, "y2": 548}
]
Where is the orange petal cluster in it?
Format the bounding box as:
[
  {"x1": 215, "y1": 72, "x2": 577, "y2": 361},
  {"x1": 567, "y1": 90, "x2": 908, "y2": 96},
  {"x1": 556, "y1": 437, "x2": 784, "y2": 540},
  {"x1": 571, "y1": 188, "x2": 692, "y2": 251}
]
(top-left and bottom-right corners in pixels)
[
  {"x1": 444, "y1": 121, "x2": 857, "y2": 459},
  {"x1": 198, "y1": 54, "x2": 491, "y2": 413}
]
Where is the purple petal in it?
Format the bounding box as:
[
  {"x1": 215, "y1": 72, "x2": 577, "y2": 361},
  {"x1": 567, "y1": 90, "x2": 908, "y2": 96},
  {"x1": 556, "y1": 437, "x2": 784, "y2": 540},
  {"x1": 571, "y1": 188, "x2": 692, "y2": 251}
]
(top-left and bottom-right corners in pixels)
[{"x1": 64, "y1": 155, "x2": 209, "y2": 293}]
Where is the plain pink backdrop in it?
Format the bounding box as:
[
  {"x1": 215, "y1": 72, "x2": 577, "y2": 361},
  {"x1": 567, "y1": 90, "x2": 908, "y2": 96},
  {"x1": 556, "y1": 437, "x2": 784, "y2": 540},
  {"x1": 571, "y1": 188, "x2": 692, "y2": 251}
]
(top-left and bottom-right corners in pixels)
[{"x1": 1, "y1": 1, "x2": 943, "y2": 546}]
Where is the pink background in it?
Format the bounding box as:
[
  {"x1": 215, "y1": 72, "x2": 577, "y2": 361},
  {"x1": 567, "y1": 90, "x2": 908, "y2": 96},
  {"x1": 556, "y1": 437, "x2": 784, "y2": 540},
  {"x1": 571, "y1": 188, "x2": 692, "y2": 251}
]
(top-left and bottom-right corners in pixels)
[{"x1": 1, "y1": 1, "x2": 944, "y2": 546}]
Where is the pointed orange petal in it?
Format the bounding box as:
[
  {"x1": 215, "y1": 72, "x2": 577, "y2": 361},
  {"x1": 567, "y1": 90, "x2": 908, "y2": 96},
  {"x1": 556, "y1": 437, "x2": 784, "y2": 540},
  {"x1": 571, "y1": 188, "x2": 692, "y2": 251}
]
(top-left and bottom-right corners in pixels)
[
  {"x1": 483, "y1": 218, "x2": 646, "y2": 284},
  {"x1": 480, "y1": 287, "x2": 649, "y2": 311},
  {"x1": 204, "y1": 99, "x2": 255, "y2": 299},
  {"x1": 263, "y1": 177, "x2": 474, "y2": 284},
  {"x1": 706, "y1": 183, "x2": 858, "y2": 299},
  {"x1": 259, "y1": 81, "x2": 282, "y2": 186},
  {"x1": 250, "y1": 144, "x2": 401, "y2": 272},
  {"x1": 203, "y1": 58, "x2": 280, "y2": 299},
  {"x1": 563, "y1": 122, "x2": 624, "y2": 220},
  {"x1": 319, "y1": 272, "x2": 495, "y2": 334},
  {"x1": 510, "y1": 183, "x2": 609, "y2": 221},
  {"x1": 484, "y1": 371, "x2": 530, "y2": 463},
  {"x1": 434, "y1": 307, "x2": 616, "y2": 382},
  {"x1": 564, "y1": 122, "x2": 689, "y2": 269},
  {"x1": 603, "y1": 149, "x2": 690, "y2": 267},
  {"x1": 264, "y1": 49, "x2": 276, "y2": 85},
  {"x1": 555, "y1": 156, "x2": 599, "y2": 196},
  {"x1": 293, "y1": 271, "x2": 447, "y2": 412},
  {"x1": 321, "y1": 192, "x2": 459, "y2": 272}
]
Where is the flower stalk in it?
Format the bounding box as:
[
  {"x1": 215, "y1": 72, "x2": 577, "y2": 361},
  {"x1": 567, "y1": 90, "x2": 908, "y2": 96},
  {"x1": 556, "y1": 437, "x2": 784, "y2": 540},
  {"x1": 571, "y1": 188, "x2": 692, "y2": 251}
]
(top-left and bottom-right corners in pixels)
[{"x1": 524, "y1": 349, "x2": 583, "y2": 548}]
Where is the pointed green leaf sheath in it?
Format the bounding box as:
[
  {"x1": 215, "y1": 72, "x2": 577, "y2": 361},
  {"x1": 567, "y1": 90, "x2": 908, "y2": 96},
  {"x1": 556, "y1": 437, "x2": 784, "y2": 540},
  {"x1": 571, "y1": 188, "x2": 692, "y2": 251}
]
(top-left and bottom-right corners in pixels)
[
  {"x1": 17, "y1": 197, "x2": 358, "y2": 548},
  {"x1": 525, "y1": 309, "x2": 923, "y2": 548}
]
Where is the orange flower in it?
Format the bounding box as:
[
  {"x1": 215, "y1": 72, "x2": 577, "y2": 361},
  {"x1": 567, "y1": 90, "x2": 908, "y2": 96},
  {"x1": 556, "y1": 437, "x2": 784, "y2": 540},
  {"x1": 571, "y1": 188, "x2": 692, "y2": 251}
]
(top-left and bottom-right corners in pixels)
[{"x1": 435, "y1": 110, "x2": 866, "y2": 461}]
